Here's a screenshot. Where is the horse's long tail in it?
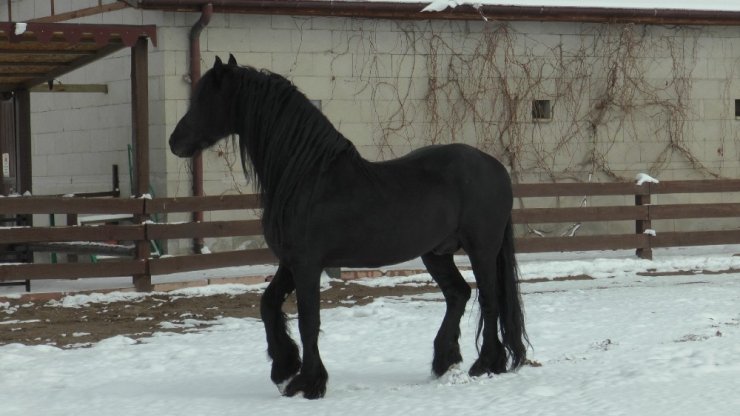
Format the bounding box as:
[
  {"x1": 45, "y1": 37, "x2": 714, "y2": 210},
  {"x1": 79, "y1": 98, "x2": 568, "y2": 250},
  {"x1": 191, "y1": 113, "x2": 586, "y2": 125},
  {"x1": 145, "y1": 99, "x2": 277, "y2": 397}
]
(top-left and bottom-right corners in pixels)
[{"x1": 492, "y1": 218, "x2": 529, "y2": 370}]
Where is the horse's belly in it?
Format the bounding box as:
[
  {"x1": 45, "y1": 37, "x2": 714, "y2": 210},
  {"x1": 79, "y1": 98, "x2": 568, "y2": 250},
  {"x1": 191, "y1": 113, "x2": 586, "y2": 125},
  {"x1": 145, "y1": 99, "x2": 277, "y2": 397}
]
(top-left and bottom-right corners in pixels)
[
  {"x1": 431, "y1": 234, "x2": 461, "y2": 255},
  {"x1": 320, "y1": 215, "x2": 458, "y2": 268}
]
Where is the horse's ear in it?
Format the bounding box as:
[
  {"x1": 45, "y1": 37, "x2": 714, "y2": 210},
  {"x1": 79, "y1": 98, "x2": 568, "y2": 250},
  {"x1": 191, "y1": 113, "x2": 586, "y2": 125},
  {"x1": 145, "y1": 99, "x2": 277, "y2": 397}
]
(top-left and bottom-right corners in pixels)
[
  {"x1": 228, "y1": 54, "x2": 237, "y2": 67},
  {"x1": 212, "y1": 56, "x2": 226, "y2": 86}
]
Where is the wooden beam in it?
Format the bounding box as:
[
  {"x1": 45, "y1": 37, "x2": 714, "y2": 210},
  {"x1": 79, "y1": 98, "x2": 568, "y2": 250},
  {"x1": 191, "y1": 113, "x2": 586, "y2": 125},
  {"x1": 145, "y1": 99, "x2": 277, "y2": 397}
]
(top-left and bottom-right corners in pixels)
[
  {"x1": 650, "y1": 230, "x2": 740, "y2": 248},
  {"x1": 131, "y1": 36, "x2": 151, "y2": 291},
  {"x1": 0, "y1": 49, "x2": 93, "y2": 56},
  {"x1": 516, "y1": 234, "x2": 649, "y2": 253},
  {"x1": 649, "y1": 203, "x2": 740, "y2": 220},
  {"x1": 0, "y1": 260, "x2": 145, "y2": 281},
  {"x1": 513, "y1": 205, "x2": 647, "y2": 223},
  {"x1": 19, "y1": 44, "x2": 124, "y2": 90},
  {"x1": 147, "y1": 220, "x2": 263, "y2": 240},
  {"x1": 0, "y1": 225, "x2": 145, "y2": 244},
  {"x1": 635, "y1": 193, "x2": 652, "y2": 259},
  {"x1": 0, "y1": 197, "x2": 143, "y2": 215},
  {"x1": 30, "y1": 1, "x2": 130, "y2": 23},
  {"x1": 30, "y1": 83, "x2": 108, "y2": 93},
  {"x1": 149, "y1": 249, "x2": 277, "y2": 276},
  {"x1": 15, "y1": 89, "x2": 32, "y2": 196},
  {"x1": 514, "y1": 182, "x2": 648, "y2": 198},
  {"x1": 146, "y1": 194, "x2": 261, "y2": 213},
  {"x1": 131, "y1": 37, "x2": 149, "y2": 198},
  {"x1": 27, "y1": 242, "x2": 135, "y2": 256},
  {"x1": 649, "y1": 180, "x2": 740, "y2": 194}
]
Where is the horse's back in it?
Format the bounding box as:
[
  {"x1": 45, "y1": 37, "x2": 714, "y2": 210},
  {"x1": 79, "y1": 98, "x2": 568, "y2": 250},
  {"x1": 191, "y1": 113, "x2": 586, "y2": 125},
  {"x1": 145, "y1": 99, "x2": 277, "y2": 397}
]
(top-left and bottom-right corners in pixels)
[
  {"x1": 388, "y1": 143, "x2": 511, "y2": 197},
  {"x1": 345, "y1": 143, "x2": 512, "y2": 216},
  {"x1": 391, "y1": 143, "x2": 514, "y2": 234}
]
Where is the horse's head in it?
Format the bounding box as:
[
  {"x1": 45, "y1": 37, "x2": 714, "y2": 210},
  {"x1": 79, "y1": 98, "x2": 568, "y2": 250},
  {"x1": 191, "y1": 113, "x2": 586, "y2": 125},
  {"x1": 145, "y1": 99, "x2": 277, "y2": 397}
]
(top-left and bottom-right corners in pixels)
[{"x1": 169, "y1": 54, "x2": 241, "y2": 158}]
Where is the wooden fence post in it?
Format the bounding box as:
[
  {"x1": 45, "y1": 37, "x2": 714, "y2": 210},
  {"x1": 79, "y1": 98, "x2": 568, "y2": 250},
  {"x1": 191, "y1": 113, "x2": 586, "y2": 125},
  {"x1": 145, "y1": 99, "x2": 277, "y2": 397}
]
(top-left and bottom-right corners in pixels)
[
  {"x1": 133, "y1": 197, "x2": 151, "y2": 292},
  {"x1": 134, "y1": 237, "x2": 151, "y2": 291},
  {"x1": 66, "y1": 213, "x2": 78, "y2": 263},
  {"x1": 635, "y1": 186, "x2": 653, "y2": 260},
  {"x1": 131, "y1": 36, "x2": 152, "y2": 292}
]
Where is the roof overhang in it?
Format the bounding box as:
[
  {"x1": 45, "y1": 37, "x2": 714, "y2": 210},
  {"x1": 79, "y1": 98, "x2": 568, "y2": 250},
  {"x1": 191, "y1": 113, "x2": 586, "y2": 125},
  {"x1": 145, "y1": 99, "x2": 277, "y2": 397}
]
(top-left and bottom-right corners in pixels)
[
  {"x1": 0, "y1": 22, "x2": 157, "y2": 93},
  {"x1": 130, "y1": 0, "x2": 740, "y2": 26}
]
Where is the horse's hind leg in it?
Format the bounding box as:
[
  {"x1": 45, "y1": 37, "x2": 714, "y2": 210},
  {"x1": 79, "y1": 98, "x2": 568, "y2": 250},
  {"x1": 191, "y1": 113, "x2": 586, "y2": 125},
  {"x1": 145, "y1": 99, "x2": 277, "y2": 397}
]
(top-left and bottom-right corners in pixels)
[
  {"x1": 466, "y1": 249, "x2": 507, "y2": 376},
  {"x1": 261, "y1": 265, "x2": 301, "y2": 389},
  {"x1": 422, "y1": 252, "x2": 472, "y2": 376},
  {"x1": 283, "y1": 265, "x2": 328, "y2": 399}
]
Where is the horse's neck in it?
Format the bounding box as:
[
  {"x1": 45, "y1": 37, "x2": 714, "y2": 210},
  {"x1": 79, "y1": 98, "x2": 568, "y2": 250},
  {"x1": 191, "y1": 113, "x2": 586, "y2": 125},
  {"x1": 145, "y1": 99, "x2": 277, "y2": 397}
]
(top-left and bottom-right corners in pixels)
[
  {"x1": 242, "y1": 123, "x2": 358, "y2": 195},
  {"x1": 237, "y1": 75, "x2": 364, "y2": 194}
]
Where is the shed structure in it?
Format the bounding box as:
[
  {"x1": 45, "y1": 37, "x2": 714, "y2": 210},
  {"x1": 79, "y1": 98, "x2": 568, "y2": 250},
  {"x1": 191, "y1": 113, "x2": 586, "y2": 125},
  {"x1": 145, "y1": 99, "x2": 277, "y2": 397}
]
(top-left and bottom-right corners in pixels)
[{"x1": 0, "y1": 21, "x2": 155, "y2": 198}]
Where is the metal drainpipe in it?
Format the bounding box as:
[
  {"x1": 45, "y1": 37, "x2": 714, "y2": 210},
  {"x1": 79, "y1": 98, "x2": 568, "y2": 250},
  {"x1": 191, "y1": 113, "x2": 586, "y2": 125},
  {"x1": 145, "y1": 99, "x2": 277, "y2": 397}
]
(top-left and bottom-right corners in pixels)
[{"x1": 189, "y1": 3, "x2": 212, "y2": 254}]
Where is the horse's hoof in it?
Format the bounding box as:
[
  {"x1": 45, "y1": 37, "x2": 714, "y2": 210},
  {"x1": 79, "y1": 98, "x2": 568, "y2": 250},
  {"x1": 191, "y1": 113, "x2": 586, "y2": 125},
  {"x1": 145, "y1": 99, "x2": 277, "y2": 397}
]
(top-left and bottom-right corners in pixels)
[
  {"x1": 469, "y1": 357, "x2": 506, "y2": 377},
  {"x1": 276, "y1": 376, "x2": 295, "y2": 395},
  {"x1": 270, "y1": 350, "x2": 301, "y2": 386},
  {"x1": 432, "y1": 346, "x2": 463, "y2": 377},
  {"x1": 283, "y1": 373, "x2": 327, "y2": 399},
  {"x1": 468, "y1": 360, "x2": 489, "y2": 378}
]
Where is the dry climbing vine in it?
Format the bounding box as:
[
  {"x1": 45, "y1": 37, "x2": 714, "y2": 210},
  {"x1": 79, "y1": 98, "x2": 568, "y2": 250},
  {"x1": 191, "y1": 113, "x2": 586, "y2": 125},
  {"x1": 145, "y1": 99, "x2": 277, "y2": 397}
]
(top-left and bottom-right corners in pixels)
[{"x1": 352, "y1": 21, "x2": 720, "y2": 183}]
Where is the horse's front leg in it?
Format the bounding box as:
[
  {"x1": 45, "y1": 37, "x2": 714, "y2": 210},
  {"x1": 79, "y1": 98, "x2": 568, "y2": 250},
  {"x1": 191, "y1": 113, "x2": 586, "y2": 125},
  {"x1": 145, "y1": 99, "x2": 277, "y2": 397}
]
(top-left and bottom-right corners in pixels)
[
  {"x1": 422, "y1": 253, "x2": 471, "y2": 376},
  {"x1": 283, "y1": 265, "x2": 328, "y2": 399},
  {"x1": 260, "y1": 265, "x2": 301, "y2": 389}
]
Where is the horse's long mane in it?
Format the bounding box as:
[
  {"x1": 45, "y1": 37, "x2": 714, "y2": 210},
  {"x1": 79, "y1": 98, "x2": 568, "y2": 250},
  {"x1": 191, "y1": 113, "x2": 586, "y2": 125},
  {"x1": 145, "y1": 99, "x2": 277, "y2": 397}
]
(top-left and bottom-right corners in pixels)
[{"x1": 233, "y1": 66, "x2": 359, "y2": 247}]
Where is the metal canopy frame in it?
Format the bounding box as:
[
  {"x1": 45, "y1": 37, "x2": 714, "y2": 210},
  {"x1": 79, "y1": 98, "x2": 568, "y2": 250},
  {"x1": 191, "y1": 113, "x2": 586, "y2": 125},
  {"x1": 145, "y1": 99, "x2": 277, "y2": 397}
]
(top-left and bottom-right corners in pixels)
[
  {"x1": 0, "y1": 22, "x2": 156, "y2": 93},
  {"x1": 0, "y1": 21, "x2": 155, "y2": 200}
]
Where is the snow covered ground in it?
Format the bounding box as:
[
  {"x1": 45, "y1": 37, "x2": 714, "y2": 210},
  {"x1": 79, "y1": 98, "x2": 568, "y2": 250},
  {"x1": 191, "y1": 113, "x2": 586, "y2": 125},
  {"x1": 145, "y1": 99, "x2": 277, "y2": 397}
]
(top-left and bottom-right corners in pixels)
[{"x1": 1, "y1": 247, "x2": 739, "y2": 415}]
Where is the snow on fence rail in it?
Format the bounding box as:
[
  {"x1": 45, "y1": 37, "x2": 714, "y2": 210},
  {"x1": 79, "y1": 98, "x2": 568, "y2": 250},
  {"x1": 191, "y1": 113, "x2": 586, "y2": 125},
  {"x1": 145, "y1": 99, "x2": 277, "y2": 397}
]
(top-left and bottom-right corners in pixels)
[{"x1": 2, "y1": 179, "x2": 740, "y2": 291}]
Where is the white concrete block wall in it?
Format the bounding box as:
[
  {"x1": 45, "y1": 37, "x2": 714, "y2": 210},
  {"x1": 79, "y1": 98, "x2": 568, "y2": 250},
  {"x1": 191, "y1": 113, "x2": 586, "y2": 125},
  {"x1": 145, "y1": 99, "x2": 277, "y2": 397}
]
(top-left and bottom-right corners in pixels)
[{"x1": 29, "y1": 47, "x2": 137, "y2": 196}]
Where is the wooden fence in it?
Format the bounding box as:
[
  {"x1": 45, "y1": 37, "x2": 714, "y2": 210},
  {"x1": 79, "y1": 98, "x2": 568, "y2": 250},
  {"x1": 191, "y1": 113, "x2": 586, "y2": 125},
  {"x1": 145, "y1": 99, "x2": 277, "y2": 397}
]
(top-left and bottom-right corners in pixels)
[
  {"x1": 513, "y1": 180, "x2": 740, "y2": 257},
  {"x1": 1, "y1": 179, "x2": 740, "y2": 291}
]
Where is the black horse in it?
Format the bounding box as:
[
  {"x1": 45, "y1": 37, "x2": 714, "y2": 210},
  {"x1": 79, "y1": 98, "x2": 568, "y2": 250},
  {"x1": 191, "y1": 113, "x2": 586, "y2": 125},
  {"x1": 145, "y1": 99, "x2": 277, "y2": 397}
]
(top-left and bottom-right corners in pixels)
[{"x1": 170, "y1": 55, "x2": 528, "y2": 399}]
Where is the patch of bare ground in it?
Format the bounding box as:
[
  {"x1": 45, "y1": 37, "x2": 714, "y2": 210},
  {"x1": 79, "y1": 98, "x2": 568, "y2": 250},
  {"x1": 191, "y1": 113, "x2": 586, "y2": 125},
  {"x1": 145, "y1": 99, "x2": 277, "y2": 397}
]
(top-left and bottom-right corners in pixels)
[{"x1": 0, "y1": 282, "x2": 441, "y2": 348}]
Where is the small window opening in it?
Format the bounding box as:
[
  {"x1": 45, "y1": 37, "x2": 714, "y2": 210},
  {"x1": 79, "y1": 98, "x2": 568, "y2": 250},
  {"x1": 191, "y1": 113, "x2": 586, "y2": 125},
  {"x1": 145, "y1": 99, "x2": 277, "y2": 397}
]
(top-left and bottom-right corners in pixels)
[
  {"x1": 532, "y1": 100, "x2": 552, "y2": 121},
  {"x1": 735, "y1": 99, "x2": 740, "y2": 118}
]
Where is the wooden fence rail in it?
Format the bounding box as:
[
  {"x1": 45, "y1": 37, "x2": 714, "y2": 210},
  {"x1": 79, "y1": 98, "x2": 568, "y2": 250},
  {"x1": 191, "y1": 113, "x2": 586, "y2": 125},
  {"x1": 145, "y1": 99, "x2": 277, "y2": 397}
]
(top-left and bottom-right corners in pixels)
[
  {"x1": 512, "y1": 179, "x2": 740, "y2": 256},
  {"x1": 2, "y1": 179, "x2": 740, "y2": 291}
]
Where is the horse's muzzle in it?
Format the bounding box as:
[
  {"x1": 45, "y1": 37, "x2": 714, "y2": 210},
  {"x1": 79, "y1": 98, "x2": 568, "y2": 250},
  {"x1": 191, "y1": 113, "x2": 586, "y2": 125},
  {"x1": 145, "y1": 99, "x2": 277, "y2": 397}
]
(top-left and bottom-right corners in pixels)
[
  {"x1": 169, "y1": 122, "x2": 200, "y2": 158},
  {"x1": 169, "y1": 135, "x2": 193, "y2": 158}
]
